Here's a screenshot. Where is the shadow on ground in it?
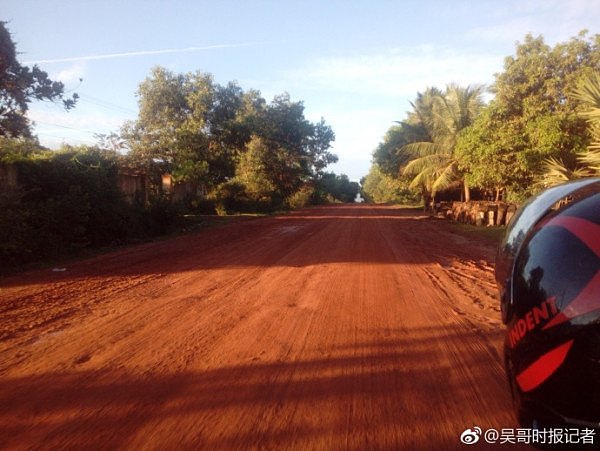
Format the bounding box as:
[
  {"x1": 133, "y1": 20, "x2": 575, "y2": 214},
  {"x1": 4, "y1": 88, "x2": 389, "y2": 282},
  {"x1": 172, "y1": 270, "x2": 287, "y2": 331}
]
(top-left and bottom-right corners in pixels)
[{"x1": 0, "y1": 324, "x2": 514, "y2": 449}]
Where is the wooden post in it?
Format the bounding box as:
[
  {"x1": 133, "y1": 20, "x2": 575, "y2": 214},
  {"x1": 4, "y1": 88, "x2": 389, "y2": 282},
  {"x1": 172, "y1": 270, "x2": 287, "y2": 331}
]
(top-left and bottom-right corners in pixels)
[
  {"x1": 487, "y1": 208, "x2": 495, "y2": 227},
  {"x1": 464, "y1": 180, "x2": 471, "y2": 203},
  {"x1": 497, "y1": 203, "x2": 507, "y2": 226},
  {"x1": 506, "y1": 205, "x2": 517, "y2": 225}
]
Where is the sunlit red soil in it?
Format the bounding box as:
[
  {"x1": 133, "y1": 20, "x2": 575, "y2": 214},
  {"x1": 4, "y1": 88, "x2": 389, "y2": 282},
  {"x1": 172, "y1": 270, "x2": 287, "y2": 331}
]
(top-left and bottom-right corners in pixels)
[{"x1": 0, "y1": 205, "x2": 515, "y2": 449}]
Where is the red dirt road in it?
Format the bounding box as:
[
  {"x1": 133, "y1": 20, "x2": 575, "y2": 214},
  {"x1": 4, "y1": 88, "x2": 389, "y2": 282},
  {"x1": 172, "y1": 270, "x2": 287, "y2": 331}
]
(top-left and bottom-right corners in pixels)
[{"x1": 0, "y1": 205, "x2": 516, "y2": 449}]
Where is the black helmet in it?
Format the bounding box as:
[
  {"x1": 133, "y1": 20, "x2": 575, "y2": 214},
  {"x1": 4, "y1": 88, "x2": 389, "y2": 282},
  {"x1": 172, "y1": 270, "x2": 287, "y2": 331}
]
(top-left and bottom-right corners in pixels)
[{"x1": 496, "y1": 178, "x2": 600, "y2": 429}]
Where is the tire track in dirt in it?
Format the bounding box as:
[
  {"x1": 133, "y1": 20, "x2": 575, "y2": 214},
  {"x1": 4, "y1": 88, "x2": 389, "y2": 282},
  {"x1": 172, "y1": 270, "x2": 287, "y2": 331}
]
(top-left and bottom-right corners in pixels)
[{"x1": 0, "y1": 205, "x2": 516, "y2": 449}]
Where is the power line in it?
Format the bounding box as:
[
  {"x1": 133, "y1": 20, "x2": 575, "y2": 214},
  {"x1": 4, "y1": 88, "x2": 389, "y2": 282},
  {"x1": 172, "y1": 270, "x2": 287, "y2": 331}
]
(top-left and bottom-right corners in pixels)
[
  {"x1": 33, "y1": 120, "x2": 98, "y2": 135},
  {"x1": 34, "y1": 131, "x2": 91, "y2": 145},
  {"x1": 77, "y1": 93, "x2": 137, "y2": 115},
  {"x1": 35, "y1": 132, "x2": 69, "y2": 140}
]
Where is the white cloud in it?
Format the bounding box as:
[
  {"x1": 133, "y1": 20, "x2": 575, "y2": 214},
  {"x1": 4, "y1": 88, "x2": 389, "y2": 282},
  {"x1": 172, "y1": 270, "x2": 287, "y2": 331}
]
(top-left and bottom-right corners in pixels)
[
  {"x1": 53, "y1": 62, "x2": 86, "y2": 83},
  {"x1": 285, "y1": 46, "x2": 503, "y2": 99},
  {"x1": 277, "y1": 47, "x2": 506, "y2": 181}
]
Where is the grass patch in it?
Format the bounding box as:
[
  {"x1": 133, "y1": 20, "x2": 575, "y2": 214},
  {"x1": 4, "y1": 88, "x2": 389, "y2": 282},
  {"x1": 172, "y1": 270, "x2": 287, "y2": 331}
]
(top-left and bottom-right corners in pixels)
[
  {"x1": 393, "y1": 204, "x2": 424, "y2": 210},
  {"x1": 447, "y1": 221, "x2": 506, "y2": 244},
  {"x1": 368, "y1": 202, "x2": 423, "y2": 209}
]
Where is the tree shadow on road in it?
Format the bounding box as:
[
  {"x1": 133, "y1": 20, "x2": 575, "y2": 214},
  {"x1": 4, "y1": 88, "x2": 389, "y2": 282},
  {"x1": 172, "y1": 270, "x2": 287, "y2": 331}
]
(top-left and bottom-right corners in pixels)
[
  {"x1": 0, "y1": 204, "x2": 496, "y2": 287},
  {"x1": 0, "y1": 324, "x2": 515, "y2": 449}
]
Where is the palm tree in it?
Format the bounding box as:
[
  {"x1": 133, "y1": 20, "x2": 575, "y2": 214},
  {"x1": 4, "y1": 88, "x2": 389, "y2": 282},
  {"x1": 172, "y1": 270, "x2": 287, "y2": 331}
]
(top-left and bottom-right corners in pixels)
[
  {"x1": 543, "y1": 71, "x2": 600, "y2": 182},
  {"x1": 540, "y1": 156, "x2": 591, "y2": 187},
  {"x1": 572, "y1": 71, "x2": 600, "y2": 174},
  {"x1": 401, "y1": 84, "x2": 484, "y2": 203}
]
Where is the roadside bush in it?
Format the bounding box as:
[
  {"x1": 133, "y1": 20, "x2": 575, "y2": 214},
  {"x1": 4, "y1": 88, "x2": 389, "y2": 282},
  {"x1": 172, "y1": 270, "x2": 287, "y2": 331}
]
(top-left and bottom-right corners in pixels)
[
  {"x1": 287, "y1": 185, "x2": 314, "y2": 209},
  {"x1": 183, "y1": 195, "x2": 216, "y2": 215},
  {"x1": 142, "y1": 195, "x2": 183, "y2": 236},
  {"x1": 313, "y1": 173, "x2": 359, "y2": 203},
  {"x1": 0, "y1": 189, "x2": 34, "y2": 266},
  {"x1": 210, "y1": 181, "x2": 246, "y2": 215},
  {"x1": 361, "y1": 164, "x2": 419, "y2": 204},
  {"x1": 0, "y1": 146, "x2": 189, "y2": 271},
  {"x1": 0, "y1": 149, "x2": 130, "y2": 267},
  {"x1": 210, "y1": 181, "x2": 281, "y2": 214}
]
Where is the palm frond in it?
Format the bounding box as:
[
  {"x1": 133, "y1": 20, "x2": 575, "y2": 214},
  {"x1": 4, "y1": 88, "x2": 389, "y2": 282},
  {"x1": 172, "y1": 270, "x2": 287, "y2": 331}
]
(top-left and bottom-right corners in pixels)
[
  {"x1": 578, "y1": 149, "x2": 600, "y2": 173},
  {"x1": 542, "y1": 157, "x2": 591, "y2": 187},
  {"x1": 572, "y1": 71, "x2": 600, "y2": 122},
  {"x1": 407, "y1": 167, "x2": 436, "y2": 191},
  {"x1": 400, "y1": 141, "x2": 448, "y2": 158},
  {"x1": 434, "y1": 84, "x2": 484, "y2": 136},
  {"x1": 401, "y1": 83, "x2": 483, "y2": 198},
  {"x1": 431, "y1": 162, "x2": 459, "y2": 192},
  {"x1": 403, "y1": 153, "x2": 449, "y2": 175}
]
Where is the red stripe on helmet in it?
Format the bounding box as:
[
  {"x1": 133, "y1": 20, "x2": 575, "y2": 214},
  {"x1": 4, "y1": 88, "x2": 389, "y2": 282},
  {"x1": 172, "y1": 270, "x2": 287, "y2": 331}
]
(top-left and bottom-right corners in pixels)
[
  {"x1": 543, "y1": 271, "x2": 600, "y2": 330},
  {"x1": 516, "y1": 340, "x2": 574, "y2": 392},
  {"x1": 538, "y1": 215, "x2": 600, "y2": 329},
  {"x1": 546, "y1": 216, "x2": 600, "y2": 258}
]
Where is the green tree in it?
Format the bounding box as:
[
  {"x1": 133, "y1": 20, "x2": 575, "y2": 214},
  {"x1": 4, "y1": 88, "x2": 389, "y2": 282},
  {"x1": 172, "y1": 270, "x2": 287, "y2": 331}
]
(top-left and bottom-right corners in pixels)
[
  {"x1": 372, "y1": 121, "x2": 428, "y2": 177},
  {"x1": 234, "y1": 135, "x2": 277, "y2": 201},
  {"x1": 456, "y1": 32, "x2": 600, "y2": 200},
  {"x1": 542, "y1": 70, "x2": 600, "y2": 183},
  {"x1": 402, "y1": 84, "x2": 484, "y2": 202},
  {"x1": 571, "y1": 70, "x2": 600, "y2": 174},
  {"x1": 123, "y1": 67, "x2": 336, "y2": 208},
  {"x1": 0, "y1": 22, "x2": 78, "y2": 138},
  {"x1": 361, "y1": 164, "x2": 417, "y2": 204},
  {"x1": 0, "y1": 135, "x2": 47, "y2": 159},
  {"x1": 258, "y1": 94, "x2": 336, "y2": 184},
  {"x1": 315, "y1": 172, "x2": 360, "y2": 203},
  {"x1": 122, "y1": 67, "x2": 248, "y2": 191},
  {"x1": 455, "y1": 104, "x2": 528, "y2": 200},
  {"x1": 307, "y1": 118, "x2": 338, "y2": 176}
]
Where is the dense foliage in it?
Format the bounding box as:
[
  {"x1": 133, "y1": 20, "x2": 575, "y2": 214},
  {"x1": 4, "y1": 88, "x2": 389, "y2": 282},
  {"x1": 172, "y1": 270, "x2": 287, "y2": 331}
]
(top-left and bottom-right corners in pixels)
[
  {"x1": 0, "y1": 30, "x2": 350, "y2": 269},
  {"x1": 314, "y1": 172, "x2": 360, "y2": 203},
  {"x1": 121, "y1": 67, "x2": 339, "y2": 212},
  {"x1": 402, "y1": 84, "x2": 484, "y2": 202},
  {"x1": 0, "y1": 142, "x2": 182, "y2": 269},
  {"x1": 456, "y1": 32, "x2": 600, "y2": 201},
  {"x1": 360, "y1": 164, "x2": 418, "y2": 204},
  {"x1": 367, "y1": 31, "x2": 600, "y2": 205}
]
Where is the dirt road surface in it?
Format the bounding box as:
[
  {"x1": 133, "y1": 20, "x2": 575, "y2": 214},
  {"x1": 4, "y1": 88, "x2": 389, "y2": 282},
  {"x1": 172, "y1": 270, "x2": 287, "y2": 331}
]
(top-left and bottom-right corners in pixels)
[{"x1": 0, "y1": 205, "x2": 516, "y2": 449}]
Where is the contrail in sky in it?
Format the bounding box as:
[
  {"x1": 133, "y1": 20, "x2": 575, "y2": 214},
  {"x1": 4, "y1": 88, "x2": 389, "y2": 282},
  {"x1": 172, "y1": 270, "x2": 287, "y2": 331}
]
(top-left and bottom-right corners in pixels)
[{"x1": 24, "y1": 42, "x2": 263, "y2": 64}]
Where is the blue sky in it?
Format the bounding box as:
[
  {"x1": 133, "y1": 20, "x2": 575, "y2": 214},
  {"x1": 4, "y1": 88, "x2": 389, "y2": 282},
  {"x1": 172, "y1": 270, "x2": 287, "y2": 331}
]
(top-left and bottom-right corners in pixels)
[{"x1": 5, "y1": 0, "x2": 600, "y2": 181}]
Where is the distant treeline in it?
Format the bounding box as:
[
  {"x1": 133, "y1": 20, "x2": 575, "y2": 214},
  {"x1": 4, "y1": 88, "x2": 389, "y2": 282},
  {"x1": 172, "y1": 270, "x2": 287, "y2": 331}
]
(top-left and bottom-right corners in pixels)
[
  {"x1": 363, "y1": 31, "x2": 600, "y2": 205},
  {"x1": 0, "y1": 139, "x2": 356, "y2": 270},
  {"x1": 119, "y1": 66, "x2": 358, "y2": 209},
  {"x1": 0, "y1": 67, "x2": 359, "y2": 269}
]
